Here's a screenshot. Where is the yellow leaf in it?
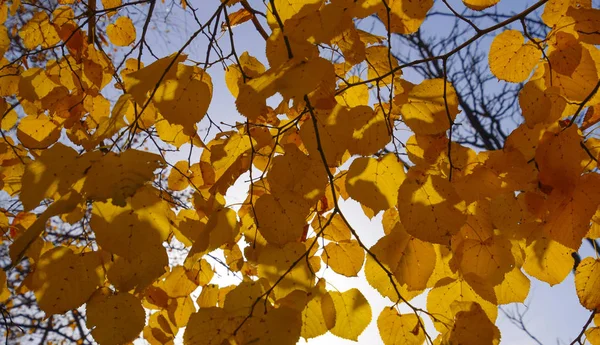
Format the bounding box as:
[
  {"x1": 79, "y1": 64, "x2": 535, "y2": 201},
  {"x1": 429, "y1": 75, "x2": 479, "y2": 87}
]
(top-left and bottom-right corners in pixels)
[
  {"x1": 168, "y1": 160, "x2": 191, "y2": 191},
  {"x1": 196, "y1": 284, "x2": 219, "y2": 308},
  {"x1": 346, "y1": 154, "x2": 405, "y2": 214},
  {"x1": 541, "y1": 0, "x2": 591, "y2": 27},
  {"x1": 427, "y1": 277, "x2": 497, "y2": 331},
  {"x1": 575, "y1": 257, "x2": 600, "y2": 310},
  {"x1": 523, "y1": 226, "x2": 574, "y2": 286},
  {"x1": 569, "y1": 7, "x2": 600, "y2": 44},
  {"x1": 400, "y1": 78, "x2": 460, "y2": 135},
  {"x1": 542, "y1": 45, "x2": 599, "y2": 103},
  {"x1": 154, "y1": 64, "x2": 212, "y2": 135},
  {"x1": 549, "y1": 32, "x2": 583, "y2": 77},
  {"x1": 370, "y1": 220, "x2": 436, "y2": 291},
  {"x1": 186, "y1": 207, "x2": 239, "y2": 261},
  {"x1": 377, "y1": 0, "x2": 433, "y2": 34},
  {"x1": 535, "y1": 126, "x2": 584, "y2": 192},
  {"x1": 0, "y1": 269, "x2": 9, "y2": 303},
  {"x1": 489, "y1": 30, "x2": 540, "y2": 83},
  {"x1": 462, "y1": 0, "x2": 500, "y2": 10},
  {"x1": 107, "y1": 16, "x2": 136, "y2": 46},
  {"x1": 124, "y1": 53, "x2": 187, "y2": 105},
  {"x1": 587, "y1": 326, "x2": 600, "y2": 345},
  {"x1": 324, "y1": 289, "x2": 371, "y2": 341},
  {"x1": 10, "y1": 191, "x2": 82, "y2": 265},
  {"x1": 443, "y1": 301, "x2": 500, "y2": 345},
  {"x1": 397, "y1": 173, "x2": 466, "y2": 244},
  {"x1": 236, "y1": 57, "x2": 335, "y2": 120},
  {"x1": 86, "y1": 288, "x2": 145, "y2": 345},
  {"x1": 366, "y1": 46, "x2": 399, "y2": 84},
  {"x1": 161, "y1": 266, "x2": 200, "y2": 298},
  {"x1": 183, "y1": 307, "x2": 238, "y2": 345},
  {"x1": 16, "y1": 114, "x2": 59, "y2": 149},
  {"x1": 377, "y1": 308, "x2": 425, "y2": 345},
  {"x1": 83, "y1": 150, "x2": 163, "y2": 205},
  {"x1": 31, "y1": 247, "x2": 103, "y2": 315},
  {"x1": 456, "y1": 234, "x2": 515, "y2": 286},
  {"x1": 493, "y1": 267, "x2": 530, "y2": 305},
  {"x1": 311, "y1": 214, "x2": 351, "y2": 242},
  {"x1": 301, "y1": 284, "x2": 335, "y2": 339},
  {"x1": 257, "y1": 242, "x2": 313, "y2": 299},
  {"x1": 270, "y1": 0, "x2": 323, "y2": 24},
  {"x1": 542, "y1": 174, "x2": 600, "y2": 250},
  {"x1": 167, "y1": 296, "x2": 195, "y2": 328},
  {"x1": 519, "y1": 80, "x2": 566, "y2": 126},
  {"x1": 19, "y1": 11, "x2": 60, "y2": 49},
  {"x1": 321, "y1": 240, "x2": 365, "y2": 277},
  {"x1": 224, "y1": 52, "x2": 266, "y2": 98},
  {"x1": 335, "y1": 76, "x2": 369, "y2": 107},
  {"x1": 101, "y1": 0, "x2": 121, "y2": 13},
  {"x1": 20, "y1": 143, "x2": 82, "y2": 210},
  {"x1": 332, "y1": 27, "x2": 366, "y2": 65}
]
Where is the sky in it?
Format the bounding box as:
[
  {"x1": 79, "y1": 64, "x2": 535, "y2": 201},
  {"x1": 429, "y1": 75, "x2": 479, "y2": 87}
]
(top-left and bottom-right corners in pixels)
[{"x1": 117, "y1": 0, "x2": 600, "y2": 344}]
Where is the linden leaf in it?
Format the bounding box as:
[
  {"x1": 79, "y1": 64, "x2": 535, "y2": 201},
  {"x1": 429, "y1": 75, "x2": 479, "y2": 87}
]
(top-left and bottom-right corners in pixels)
[
  {"x1": 575, "y1": 257, "x2": 600, "y2": 310},
  {"x1": 324, "y1": 289, "x2": 372, "y2": 341},
  {"x1": 20, "y1": 143, "x2": 82, "y2": 210},
  {"x1": 542, "y1": 174, "x2": 600, "y2": 250},
  {"x1": 186, "y1": 207, "x2": 239, "y2": 260},
  {"x1": 523, "y1": 226, "x2": 574, "y2": 286},
  {"x1": 335, "y1": 76, "x2": 369, "y2": 107},
  {"x1": 153, "y1": 64, "x2": 212, "y2": 135},
  {"x1": 183, "y1": 307, "x2": 238, "y2": 345},
  {"x1": 398, "y1": 173, "x2": 466, "y2": 244},
  {"x1": 301, "y1": 284, "x2": 336, "y2": 339},
  {"x1": 493, "y1": 267, "x2": 530, "y2": 305},
  {"x1": 541, "y1": 0, "x2": 591, "y2": 27},
  {"x1": 168, "y1": 160, "x2": 192, "y2": 191},
  {"x1": 9, "y1": 191, "x2": 82, "y2": 265},
  {"x1": 346, "y1": 154, "x2": 405, "y2": 214},
  {"x1": 400, "y1": 79, "x2": 460, "y2": 135},
  {"x1": 257, "y1": 242, "x2": 313, "y2": 299},
  {"x1": 366, "y1": 46, "x2": 399, "y2": 85},
  {"x1": 370, "y1": 219, "x2": 436, "y2": 291},
  {"x1": 489, "y1": 30, "x2": 541, "y2": 83},
  {"x1": 378, "y1": 0, "x2": 433, "y2": 34},
  {"x1": 444, "y1": 301, "x2": 500, "y2": 345},
  {"x1": 378, "y1": 308, "x2": 425, "y2": 345},
  {"x1": 271, "y1": 0, "x2": 323, "y2": 24},
  {"x1": 31, "y1": 247, "x2": 103, "y2": 315},
  {"x1": 587, "y1": 326, "x2": 600, "y2": 345},
  {"x1": 427, "y1": 277, "x2": 497, "y2": 331},
  {"x1": 535, "y1": 126, "x2": 584, "y2": 192},
  {"x1": 86, "y1": 288, "x2": 146, "y2": 345},
  {"x1": 321, "y1": 240, "x2": 365, "y2": 277},
  {"x1": 0, "y1": 269, "x2": 9, "y2": 303},
  {"x1": 107, "y1": 16, "x2": 136, "y2": 46},
  {"x1": 462, "y1": 0, "x2": 500, "y2": 10},
  {"x1": 19, "y1": 11, "x2": 60, "y2": 49},
  {"x1": 17, "y1": 114, "x2": 61, "y2": 149},
  {"x1": 236, "y1": 57, "x2": 335, "y2": 120},
  {"x1": 124, "y1": 54, "x2": 187, "y2": 105},
  {"x1": 456, "y1": 234, "x2": 515, "y2": 286},
  {"x1": 83, "y1": 150, "x2": 163, "y2": 205},
  {"x1": 519, "y1": 80, "x2": 566, "y2": 126}
]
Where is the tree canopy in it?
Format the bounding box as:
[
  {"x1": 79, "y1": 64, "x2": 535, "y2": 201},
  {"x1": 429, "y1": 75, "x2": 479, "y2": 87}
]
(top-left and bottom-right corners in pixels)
[{"x1": 1, "y1": 0, "x2": 600, "y2": 344}]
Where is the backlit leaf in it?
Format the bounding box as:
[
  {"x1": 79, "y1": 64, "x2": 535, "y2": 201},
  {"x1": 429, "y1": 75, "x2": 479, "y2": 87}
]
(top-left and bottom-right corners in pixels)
[
  {"x1": 86, "y1": 288, "x2": 145, "y2": 345},
  {"x1": 489, "y1": 30, "x2": 540, "y2": 83},
  {"x1": 324, "y1": 289, "x2": 371, "y2": 341},
  {"x1": 575, "y1": 257, "x2": 600, "y2": 310},
  {"x1": 107, "y1": 16, "x2": 136, "y2": 46}
]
